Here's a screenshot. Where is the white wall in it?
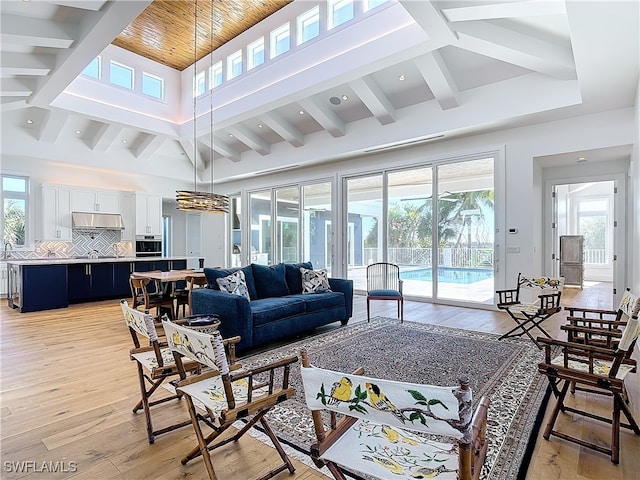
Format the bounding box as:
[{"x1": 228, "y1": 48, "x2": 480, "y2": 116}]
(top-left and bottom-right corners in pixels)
[{"x1": 632, "y1": 76, "x2": 640, "y2": 294}]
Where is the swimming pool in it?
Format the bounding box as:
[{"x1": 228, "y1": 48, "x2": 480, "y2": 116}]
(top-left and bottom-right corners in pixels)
[{"x1": 400, "y1": 267, "x2": 493, "y2": 284}]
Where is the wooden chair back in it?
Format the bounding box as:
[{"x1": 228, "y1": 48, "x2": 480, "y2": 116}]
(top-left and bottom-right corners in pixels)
[{"x1": 185, "y1": 275, "x2": 208, "y2": 313}]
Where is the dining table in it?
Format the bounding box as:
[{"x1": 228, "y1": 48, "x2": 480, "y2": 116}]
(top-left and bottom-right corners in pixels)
[{"x1": 133, "y1": 269, "x2": 207, "y2": 317}]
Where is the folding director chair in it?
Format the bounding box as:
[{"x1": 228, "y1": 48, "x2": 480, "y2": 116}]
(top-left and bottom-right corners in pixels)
[
  {"x1": 496, "y1": 273, "x2": 564, "y2": 348},
  {"x1": 162, "y1": 319, "x2": 299, "y2": 480}
]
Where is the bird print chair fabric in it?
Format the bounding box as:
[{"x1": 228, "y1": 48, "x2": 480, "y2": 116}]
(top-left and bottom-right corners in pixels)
[
  {"x1": 161, "y1": 319, "x2": 299, "y2": 480},
  {"x1": 496, "y1": 273, "x2": 564, "y2": 348},
  {"x1": 301, "y1": 352, "x2": 490, "y2": 480},
  {"x1": 120, "y1": 300, "x2": 194, "y2": 444}
]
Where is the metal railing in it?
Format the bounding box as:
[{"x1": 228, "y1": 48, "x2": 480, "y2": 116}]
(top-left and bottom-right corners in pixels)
[{"x1": 363, "y1": 247, "x2": 494, "y2": 269}]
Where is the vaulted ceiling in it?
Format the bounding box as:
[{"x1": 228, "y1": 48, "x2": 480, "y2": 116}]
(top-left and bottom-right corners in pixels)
[{"x1": 1, "y1": 0, "x2": 638, "y2": 185}]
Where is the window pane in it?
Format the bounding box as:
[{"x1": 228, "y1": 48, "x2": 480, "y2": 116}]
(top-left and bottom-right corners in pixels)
[
  {"x1": 227, "y1": 51, "x2": 243, "y2": 80},
  {"x1": 247, "y1": 38, "x2": 265, "y2": 70},
  {"x1": 302, "y1": 182, "x2": 332, "y2": 274},
  {"x1": 142, "y1": 73, "x2": 163, "y2": 99},
  {"x1": 3, "y1": 198, "x2": 26, "y2": 245},
  {"x1": 297, "y1": 7, "x2": 320, "y2": 45},
  {"x1": 230, "y1": 196, "x2": 242, "y2": 267},
  {"x1": 194, "y1": 71, "x2": 206, "y2": 96},
  {"x1": 210, "y1": 62, "x2": 223, "y2": 89},
  {"x1": 3, "y1": 176, "x2": 26, "y2": 193},
  {"x1": 82, "y1": 57, "x2": 100, "y2": 78},
  {"x1": 363, "y1": 0, "x2": 387, "y2": 12},
  {"x1": 276, "y1": 187, "x2": 299, "y2": 263},
  {"x1": 329, "y1": 0, "x2": 354, "y2": 29},
  {"x1": 110, "y1": 62, "x2": 133, "y2": 89},
  {"x1": 250, "y1": 190, "x2": 272, "y2": 265},
  {"x1": 270, "y1": 24, "x2": 290, "y2": 58}
]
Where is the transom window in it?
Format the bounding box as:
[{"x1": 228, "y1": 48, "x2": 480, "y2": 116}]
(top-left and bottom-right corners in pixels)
[
  {"x1": 209, "y1": 62, "x2": 223, "y2": 89},
  {"x1": 194, "y1": 71, "x2": 206, "y2": 96},
  {"x1": 109, "y1": 61, "x2": 134, "y2": 89},
  {"x1": 297, "y1": 7, "x2": 320, "y2": 45},
  {"x1": 270, "y1": 23, "x2": 290, "y2": 58},
  {"x1": 142, "y1": 72, "x2": 164, "y2": 99},
  {"x1": 81, "y1": 56, "x2": 101, "y2": 79},
  {"x1": 247, "y1": 38, "x2": 265, "y2": 70},
  {"x1": 227, "y1": 50, "x2": 243, "y2": 80},
  {"x1": 328, "y1": 0, "x2": 354, "y2": 30}
]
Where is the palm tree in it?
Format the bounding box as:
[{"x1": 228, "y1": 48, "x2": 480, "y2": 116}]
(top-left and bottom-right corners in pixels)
[{"x1": 3, "y1": 199, "x2": 26, "y2": 245}]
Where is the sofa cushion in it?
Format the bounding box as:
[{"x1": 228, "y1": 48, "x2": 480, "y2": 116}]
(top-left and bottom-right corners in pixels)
[
  {"x1": 293, "y1": 292, "x2": 345, "y2": 313},
  {"x1": 250, "y1": 297, "x2": 306, "y2": 326},
  {"x1": 284, "y1": 261, "x2": 313, "y2": 294},
  {"x1": 205, "y1": 265, "x2": 257, "y2": 300},
  {"x1": 301, "y1": 267, "x2": 332, "y2": 294},
  {"x1": 216, "y1": 270, "x2": 250, "y2": 300},
  {"x1": 252, "y1": 263, "x2": 290, "y2": 299}
]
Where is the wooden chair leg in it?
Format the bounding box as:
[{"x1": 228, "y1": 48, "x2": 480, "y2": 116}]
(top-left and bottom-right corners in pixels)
[
  {"x1": 367, "y1": 298, "x2": 371, "y2": 322},
  {"x1": 544, "y1": 380, "x2": 570, "y2": 440},
  {"x1": 135, "y1": 363, "x2": 155, "y2": 444}
]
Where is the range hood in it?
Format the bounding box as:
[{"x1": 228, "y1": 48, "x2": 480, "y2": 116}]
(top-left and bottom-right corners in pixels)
[{"x1": 72, "y1": 212, "x2": 125, "y2": 230}]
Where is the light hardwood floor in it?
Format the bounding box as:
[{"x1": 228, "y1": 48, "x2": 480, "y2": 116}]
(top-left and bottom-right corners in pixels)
[{"x1": 1, "y1": 282, "x2": 639, "y2": 480}]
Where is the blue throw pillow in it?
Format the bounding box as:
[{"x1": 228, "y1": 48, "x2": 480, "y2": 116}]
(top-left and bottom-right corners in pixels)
[
  {"x1": 204, "y1": 265, "x2": 257, "y2": 300},
  {"x1": 251, "y1": 263, "x2": 290, "y2": 299},
  {"x1": 284, "y1": 261, "x2": 313, "y2": 294}
]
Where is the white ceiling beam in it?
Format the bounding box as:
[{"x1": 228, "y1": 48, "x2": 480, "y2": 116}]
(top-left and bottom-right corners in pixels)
[
  {"x1": 29, "y1": 1, "x2": 152, "y2": 107},
  {"x1": 211, "y1": 137, "x2": 241, "y2": 163},
  {"x1": 0, "y1": 15, "x2": 74, "y2": 49},
  {"x1": 178, "y1": 138, "x2": 206, "y2": 174},
  {"x1": 298, "y1": 98, "x2": 345, "y2": 138},
  {"x1": 349, "y1": 76, "x2": 396, "y2": 125},
  {"x1": 442, "y1": 1, "x2": 566, "y2": 22},
  {"x1": 0, "y1": 78, "x2": 34, "y2": 97},
  {"x1": 454, "y1": 21, "x2": 575, "y2": 80},
  {"x1": 0, "y1": 53, "x2": 54, "y2": 77},
  {"x1": 0, "y1": 99, "x2": 28, "y2": 112},
  {"x1": 260, "y1": 111, "x2": 304, "y2": 147},
  {"x1": 38, "y1": 108, "x2": 69, "y2": 142},
  {"x1": 414, "y1": 51, "x2": 460, "y2": 110},
  {"x1": 47, "y1": 1, "x2": 107, "y2": 11},
  {"x1": 90, "y1": 123, "x2": 121, "y2": 151},
  {"x1": 227, "y1": 125, "x2": 270, "y2": 156},
  {"x1": 399, "y1": 0, "x2": 457, "y2": 44},
  {"x1": 133, "y1": 134, "x2": 166, "y2": 160}
]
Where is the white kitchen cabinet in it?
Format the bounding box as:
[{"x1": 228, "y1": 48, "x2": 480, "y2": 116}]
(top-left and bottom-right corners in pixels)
[
  {"x1": 71, "y1": 188, "x2": 120, "y2": 214},
  {"x1": 41, "y1": 185, "x2": 72, "y2": 241},
  {"x1": 135, "y1": 193, "x2": 162, "y2": 236},
  {"x1": 0, "y1": 262, "x2": 7, "y2": 298},
  {"x1": 120, "y1": 192, "x2": 136, "y2": 242}
]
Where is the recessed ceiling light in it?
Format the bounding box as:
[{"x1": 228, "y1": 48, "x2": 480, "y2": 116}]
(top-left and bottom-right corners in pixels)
[
  {"x1": 299, "y1": 110, "x2": 305, "y2": 115},
  {"x1": 341, "y1": 95, "x2": 348, "y2": 101},
  {"x1": 398, "y1": 74, "x2": 405, "y2": 81},
  {"x1": 122, "y1": 139, "x2": 127, "y2": 144},
  {"x1": 26, "y1": 119, "x2": 33, "y2": 124},
  {"x1": 229, "y1": 133, "x2": 234, "y2": 138},
  {"x1": 577, "y1": 157, "x2": 587, "y2": 163},
  {"x1": 75, "y1": 130, "x2": 81, "y2": 134},
  {"x1": 257, "y1": 124, "x2": 263, "y2": 128}
]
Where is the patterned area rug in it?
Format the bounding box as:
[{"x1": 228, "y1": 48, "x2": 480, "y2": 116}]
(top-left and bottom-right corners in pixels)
[{"x1": 241, "y1": 318, "x2": 550, "y2": 480}]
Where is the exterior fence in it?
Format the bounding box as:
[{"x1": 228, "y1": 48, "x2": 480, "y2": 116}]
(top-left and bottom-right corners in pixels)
[{"x1": 363, "y1": 247, "x2": 494, "y2": 269}]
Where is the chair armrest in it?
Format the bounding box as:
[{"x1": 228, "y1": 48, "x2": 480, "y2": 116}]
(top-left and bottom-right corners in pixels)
[
  {"x1": 496, "y1": 288, "x2": 518, "y2": 306},
  {"x1": 329, "y1": 277, "x2": 354, "y2": 319}
]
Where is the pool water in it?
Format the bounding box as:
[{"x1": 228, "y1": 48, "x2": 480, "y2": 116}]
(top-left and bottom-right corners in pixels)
[{"x1": 400, "y1": 267, "x2": 493, "y2": 284}]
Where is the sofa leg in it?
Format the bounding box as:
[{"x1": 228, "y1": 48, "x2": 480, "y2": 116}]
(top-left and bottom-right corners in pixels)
[{"x1": 340, "y1": 319, "x2": 349, "y2": 326}]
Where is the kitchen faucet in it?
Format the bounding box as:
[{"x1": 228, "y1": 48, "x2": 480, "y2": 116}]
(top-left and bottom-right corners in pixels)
[{"x1": 3, "y1": 242, "x2": 12, "y2": 259}]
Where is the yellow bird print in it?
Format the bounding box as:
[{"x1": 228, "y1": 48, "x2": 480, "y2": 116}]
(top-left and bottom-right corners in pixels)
[
  {"x1": 410, "y1": 465, "x2": 456, "y2": 478},
  {"x1": 362, "y1": 455, "x2": 404, "y2": 475},
  {"x1": 366, "y1": 382, "x2": 406, "y2": 423},
  {"x1": 328, "y1": 377, "x2": 353, "y2": 404},
  {"x1": 172, "y1": 330, "x2": 181, "y2": 347},
  {"x1": 381, "y1": 425, "x2": 400, "y2": 443}
]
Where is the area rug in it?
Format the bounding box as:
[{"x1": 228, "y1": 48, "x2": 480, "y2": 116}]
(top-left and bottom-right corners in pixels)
[{"x1": 240, "y1": 317, "x2": 550, "y2": 480}]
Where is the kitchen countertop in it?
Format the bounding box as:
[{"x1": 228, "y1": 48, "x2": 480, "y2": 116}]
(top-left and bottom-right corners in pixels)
[{"x1": 5, "y1": 256, "x2": 189, "y2": 266}]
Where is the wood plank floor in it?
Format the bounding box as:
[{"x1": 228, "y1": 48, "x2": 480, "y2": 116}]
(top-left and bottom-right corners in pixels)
[{"x1": 1, "y1": 282, "x2": 638, "y2": 479}]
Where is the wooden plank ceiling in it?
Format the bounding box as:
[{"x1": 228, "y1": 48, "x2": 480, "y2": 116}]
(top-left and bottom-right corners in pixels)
[{"x1": 112, "y1": 0, "x2": 292, "y2": 71}]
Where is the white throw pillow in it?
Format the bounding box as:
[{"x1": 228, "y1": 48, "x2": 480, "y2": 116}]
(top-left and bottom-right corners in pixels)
[
  {"x1": 300, "y1": 267, "x2": 332, "y2": 294},
  {"x1": 216, "y1": 270, "x2": 251, "y2": 300}
]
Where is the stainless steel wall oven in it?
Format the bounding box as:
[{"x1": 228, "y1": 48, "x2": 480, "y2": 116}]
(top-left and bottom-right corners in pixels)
[{"x1": 135, "y1": 236, "x2": 162, "y2": 257}]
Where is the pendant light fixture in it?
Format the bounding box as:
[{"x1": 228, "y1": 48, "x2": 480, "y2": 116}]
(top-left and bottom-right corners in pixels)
[{"x1": 176, "y1": 0, "x2": 229, "y2": 213}]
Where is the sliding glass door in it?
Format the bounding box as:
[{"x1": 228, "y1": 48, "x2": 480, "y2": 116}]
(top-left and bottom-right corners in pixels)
[{"x1": 343, "y1": 156, "x2": 495, "y2": 305}]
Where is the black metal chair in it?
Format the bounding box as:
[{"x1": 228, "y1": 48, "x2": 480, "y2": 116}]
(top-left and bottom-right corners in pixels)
[{"x1": 366, "y1": 262, "x2": 403, "y2": 323}]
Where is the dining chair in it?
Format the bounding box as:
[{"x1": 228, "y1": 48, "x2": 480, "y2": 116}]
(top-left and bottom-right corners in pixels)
[
  {"x1": 366, "y1": 262, "x2": 404, "y2": 323},
  {"x1": 184, "y1": 274, "x2": 208, "y2": 315},
  {"x1": 162, "y1": 319, "x2": 298, "y2": 480},
  {"x1": 171, "y1": 270, "x2": 194, "y2": 319},
  {"x1": 130, "y1": 274, "x2": 175, "y2": 320},
  {"x1": 120, "y1": 300, "x2": 197, "y2": 444},
  {"x1": 300, "y1": 349, "x2": 490, "y2": 480}
]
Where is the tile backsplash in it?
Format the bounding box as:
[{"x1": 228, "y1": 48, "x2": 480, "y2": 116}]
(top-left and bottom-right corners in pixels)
[{"x1": 4, "y1": 231, "x2": 134, "y2": 260}]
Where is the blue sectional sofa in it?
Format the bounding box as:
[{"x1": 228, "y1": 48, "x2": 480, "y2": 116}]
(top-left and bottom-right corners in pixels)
[{"x1": 191, "y1": 262, "x2": 353, "y2": 352}]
